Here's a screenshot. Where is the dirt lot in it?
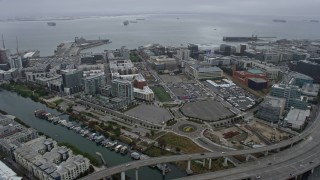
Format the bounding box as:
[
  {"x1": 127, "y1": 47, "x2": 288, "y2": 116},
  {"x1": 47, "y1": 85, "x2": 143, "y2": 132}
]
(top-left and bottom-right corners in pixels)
[{"x1": 249, "y1": 120, "x2": 290, "y2": 142}]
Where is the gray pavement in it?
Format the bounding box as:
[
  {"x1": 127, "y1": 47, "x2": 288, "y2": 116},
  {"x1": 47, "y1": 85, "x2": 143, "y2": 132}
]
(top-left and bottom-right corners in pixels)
[{"x1": 124, "y1": 104, "x2": 172, "y2": 124}]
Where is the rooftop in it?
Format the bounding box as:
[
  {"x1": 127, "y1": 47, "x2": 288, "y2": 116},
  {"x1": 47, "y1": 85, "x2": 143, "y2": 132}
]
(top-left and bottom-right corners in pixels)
[
  {"x1": 248, "y1": 69, "x2": 264, "y2": 74},
  {"x1": 0, "y1": 160, "x2": 22, "y2": 180},
  {"x1": 248, "y1": 77, "x2": 267, "y2": 83},
  {"x1": 292, "y1": 72, "x2": 313, "y2": 80},
  {"x1": 262, "y1": 96, "x2": 286, "y2": 108},
  {"x1": 196, "y1": 66, "x2": 222, "y2": 73},
  {"x1": 285, "y1": 108, "x2": 310, "y2": 126}
]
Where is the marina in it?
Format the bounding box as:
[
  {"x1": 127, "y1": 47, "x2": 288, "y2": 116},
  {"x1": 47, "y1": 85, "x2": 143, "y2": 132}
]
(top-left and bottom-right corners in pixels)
[{"x1": 0, "y1": 90, "x2": 186, "y2": 180}]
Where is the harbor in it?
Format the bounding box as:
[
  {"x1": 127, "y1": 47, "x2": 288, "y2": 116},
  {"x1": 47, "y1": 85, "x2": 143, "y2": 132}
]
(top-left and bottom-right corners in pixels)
[
  {"x1": 54, "y1": 37, "x2": 111, "y2": 56},
  {"x1": 34, "y1": 108, "x2": 172, "y2": 174},
  {"x1": 0, "y1": 90, "x2": 186, "y2": 180}
]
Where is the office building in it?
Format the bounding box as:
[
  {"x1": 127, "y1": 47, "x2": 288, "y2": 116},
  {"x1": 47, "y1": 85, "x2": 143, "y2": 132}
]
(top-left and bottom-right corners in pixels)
[
  {"x1": 185, "y1": 62, "x2": 223, "y2": 80},
  {"x1": 203, "y1": 55, "x2": 231, "y2": 66},
  {"x1": 233, "y1": 58, "x2": 280, "y2": 80},
  {"x1": 284, "y1": 108, "x2": 310, "y2": 131},
  {"x1": 233, "y1": 69, "x2": 268, "y2": 87},
  {"x1": 257, "y1": 97, "x2": 286, "y2": 123},
  {"x1": 111, "y1": 79, "x2": 134, "y2": 102},
  {"x1": 188, "y1": 44, "x2": 199, "y2": 59},
  {"x1": 150, "y1": 55, "x2": 177, "y2": 71},
  {"x1": 301, "y1": 83, "x2": 320, "y2": 97},
  {"x1": 177, "y1": 48, "x2": 190, "y2": 60},
  {"x1": 270, "y1": 84, "x2": 308, "y2": 110},
  {"x1": 83, "y1": 72, "x2": 106, "y2": 95},
  {"x1": 61, "y1": 69, "x2": 83, "y2": 94},
  {"x1": 296, "y1": 60, "x2": 320, "y2": 83},
  {"x1": 291, "y1": 72, "x2": 314, "y2": 87},
  {"x1": 248, "y1": 78, "x2": 268, "y2": 90}
]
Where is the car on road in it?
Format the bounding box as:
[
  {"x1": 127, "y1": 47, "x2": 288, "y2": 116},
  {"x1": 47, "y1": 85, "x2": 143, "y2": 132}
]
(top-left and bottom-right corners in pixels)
[
  {"x1": 125, "y1": 163, "x2": 131, "y2": 167},
  {"x1": 256, "y1": 175, "x2": 261, "y2": 179}
]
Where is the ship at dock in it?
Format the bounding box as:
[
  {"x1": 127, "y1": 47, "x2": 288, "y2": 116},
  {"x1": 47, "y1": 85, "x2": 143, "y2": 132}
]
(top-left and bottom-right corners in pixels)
[
  {"x1": 47, "y1": 22, "x2": 56, "y2": 26},
  {"x1": 272, "y1": 19, "x2": 286, "y2": 23},
  {"x1": 123, "y1": 20, "x2": 129, "y2": 26}
]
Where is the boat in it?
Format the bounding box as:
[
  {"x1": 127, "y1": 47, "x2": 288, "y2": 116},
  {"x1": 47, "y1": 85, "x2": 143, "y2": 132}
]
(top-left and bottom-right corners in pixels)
[
  {"x1": 120, "y1": 146, "x2": 128, "y2": 155},
  {"x1": 156, "y1": 164, "x2": 171, "y2": 173},
  {"x1": 136, "y1": 18, "x2": 145, "y2": 21},
  {"x1": 47, "y1": 22, "x2": 56, "y2": 26},
  {"x1": 81, "y1": 130, "x2": 89, "y2": 137},
  {"x1": 123, "y1": 20, "x2": 129, "y2": 26},
  {"x1": 114, "y1": 145, "x2": 123, "y2": 153},
  {"x1": 310, "y1": 20, "x2": 319, "y2": 23},
  {"x1": 130, "y1": 152, "x2": 140, "y2": 160},
  {"x1": 106, "y1": 141, "x2": 118, "y2": 148},
  {"x1": 272, "y1": 19, "x2": 286, "y2": 23}
]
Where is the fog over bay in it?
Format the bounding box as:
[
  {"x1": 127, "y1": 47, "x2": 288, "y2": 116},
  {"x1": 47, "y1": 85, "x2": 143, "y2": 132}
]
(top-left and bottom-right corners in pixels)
[{"x1": 0, "y1": 0, "x2": 320, "y2": 18}]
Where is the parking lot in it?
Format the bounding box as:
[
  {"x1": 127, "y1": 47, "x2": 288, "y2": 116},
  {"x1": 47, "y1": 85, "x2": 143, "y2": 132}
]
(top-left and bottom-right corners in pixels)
[
  {"x1": 181, "y1": 100, "x2": 234, "y2": 121},
  {"x1": 202, "y1": 80, "x2": 257, "y2": 111},
  {"x1": 125, "y1": 104, "x2": 172, "y2": 125}
]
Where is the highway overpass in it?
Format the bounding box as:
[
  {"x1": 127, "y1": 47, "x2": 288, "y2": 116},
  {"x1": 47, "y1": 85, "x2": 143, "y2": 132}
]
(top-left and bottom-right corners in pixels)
[{"x1": 80, "y1": 109, "x2": 320, "y2": 180}]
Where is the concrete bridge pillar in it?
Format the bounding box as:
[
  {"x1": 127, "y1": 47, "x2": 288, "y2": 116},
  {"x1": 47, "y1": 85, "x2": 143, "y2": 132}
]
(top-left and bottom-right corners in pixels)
[
  {"x1": 245, "y1": 154, "x2": 257, "y2": 162},
  {"x1": 135, "y1": 168, "x2": 139, "y2": 180},
  {"x1": 121, "y1": 171, "x2": 125, "y2": 180},
  {"x1": 264, "y1": 151, "x2": 268, "y2": 156},
  {"x1": 291, "y1": 143, "x2": 293, "y2": 148},
  {"x1": 162, "y1": 166, "x2": 166, "y2": 176},
  {"x1": 223, "y1": 157, "x2": 228, "y2": 167},
  {"x1": 311, "y1": 168, "x2": 314, "y2": 174},
  {"x1": 208, "y1": 158, "x2": 212, "y2": 170},
  {"x1": 202, "y1": 159, "x2": 206, "y2": 167},
  {"x1": 187, "y1": 160, "x2": 191, "y2": 171}
]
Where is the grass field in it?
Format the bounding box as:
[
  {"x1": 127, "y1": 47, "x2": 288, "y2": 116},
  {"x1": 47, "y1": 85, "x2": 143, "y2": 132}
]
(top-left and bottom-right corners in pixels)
[
  {"x1": 151, "y1": 86, "x2": 172, "y2": 102},
  {"x1": 158, "y1": 132, "x2": 207, "y2": 153}
]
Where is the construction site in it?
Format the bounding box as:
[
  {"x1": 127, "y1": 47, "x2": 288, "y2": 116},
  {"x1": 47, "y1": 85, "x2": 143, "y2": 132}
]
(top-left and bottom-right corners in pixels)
[{"x1": 204, "y1": 118, "x2": 292, "y2": 150}]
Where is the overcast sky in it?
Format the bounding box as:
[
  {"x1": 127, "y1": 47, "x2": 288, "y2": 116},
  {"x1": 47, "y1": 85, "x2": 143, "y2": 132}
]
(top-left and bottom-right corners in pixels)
[{"x1": 0, "y1": 0, "x2": 319, "y2": 18}]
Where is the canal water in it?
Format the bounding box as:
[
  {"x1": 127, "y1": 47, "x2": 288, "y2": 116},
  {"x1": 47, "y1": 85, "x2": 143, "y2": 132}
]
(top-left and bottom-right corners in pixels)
[{"x1": 0, "y1": 90, "x2": 186, "y2": 180}]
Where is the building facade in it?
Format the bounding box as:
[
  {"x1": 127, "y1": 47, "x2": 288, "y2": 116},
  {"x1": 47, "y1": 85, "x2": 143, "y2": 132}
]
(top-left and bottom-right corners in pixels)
[
  {"x1": 61, "y1": 69, "x2": 83, "y2": 95},
  {"x1": 256, "y1": 97, "x2": 286, "y2": 122},
  {"x1": 83, "y1": 72, "x2": 106, "y2": 95},
  {"x1": 13, "y1": 137, "x2": 90, "y2": 180},
  {"x1": 270, "y1": 84, "x2": 308, "y2": 110},
  {"x1": 111, "y1": 79, "x2": 134, "y2": 102}
]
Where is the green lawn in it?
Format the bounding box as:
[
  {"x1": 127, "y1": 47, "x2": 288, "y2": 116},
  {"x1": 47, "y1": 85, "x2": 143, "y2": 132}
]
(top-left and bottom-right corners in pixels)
[
  {"x1": 53, "y1": 99, "x2": 64, "y2": 105},
  {"x1": 151, "y1": 86, "x2": 172, "y2": 102},
  {"x1": 157, "y1": 132, "x2": 207, "y2": 153}
]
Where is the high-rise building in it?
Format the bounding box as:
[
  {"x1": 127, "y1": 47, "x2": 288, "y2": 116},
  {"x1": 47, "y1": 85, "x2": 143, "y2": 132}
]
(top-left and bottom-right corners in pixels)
[
  {"x1": 83, "y1": 72, "x2": 106, "y2": 95},
  {"x1": 188, "y1": 44, "x2": 199, "y2": 59},
  {"x1": 0, "y1": 48, "x2": 9, "y2": 64},
  {"x1": 61, "y1": 69, "x2": 83, "y2": 94},
  {"x1": 9, "y1": 56, "x2": 22, "y2": 69},
  {"x1": 177, "y1": 48, "x2": 190, "y2": 60},
  {"x1": 111, "y1": 79, "x2": 134, "y2": 102}
]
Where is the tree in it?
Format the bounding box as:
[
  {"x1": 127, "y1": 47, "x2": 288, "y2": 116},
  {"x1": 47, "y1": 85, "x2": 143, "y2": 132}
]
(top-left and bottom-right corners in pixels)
[
  {"x1": 175, "y1": 147, "x2": 181, "y2": 152},
  {"x1": 114, "y1": 127, "x2": 121, "y2": 137},
  {"x1": 151, "y1": 130, "x2": 155, "y2": 137},
  {"x1": 157, "y1": 139, "x2": 166, "y2": 148}
]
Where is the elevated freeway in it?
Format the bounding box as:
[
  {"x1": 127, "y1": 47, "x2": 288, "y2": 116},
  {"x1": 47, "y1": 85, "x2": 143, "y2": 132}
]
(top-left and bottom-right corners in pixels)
[{"x1": 80, "y1": 109, "x2": 320, "y2": 180}]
